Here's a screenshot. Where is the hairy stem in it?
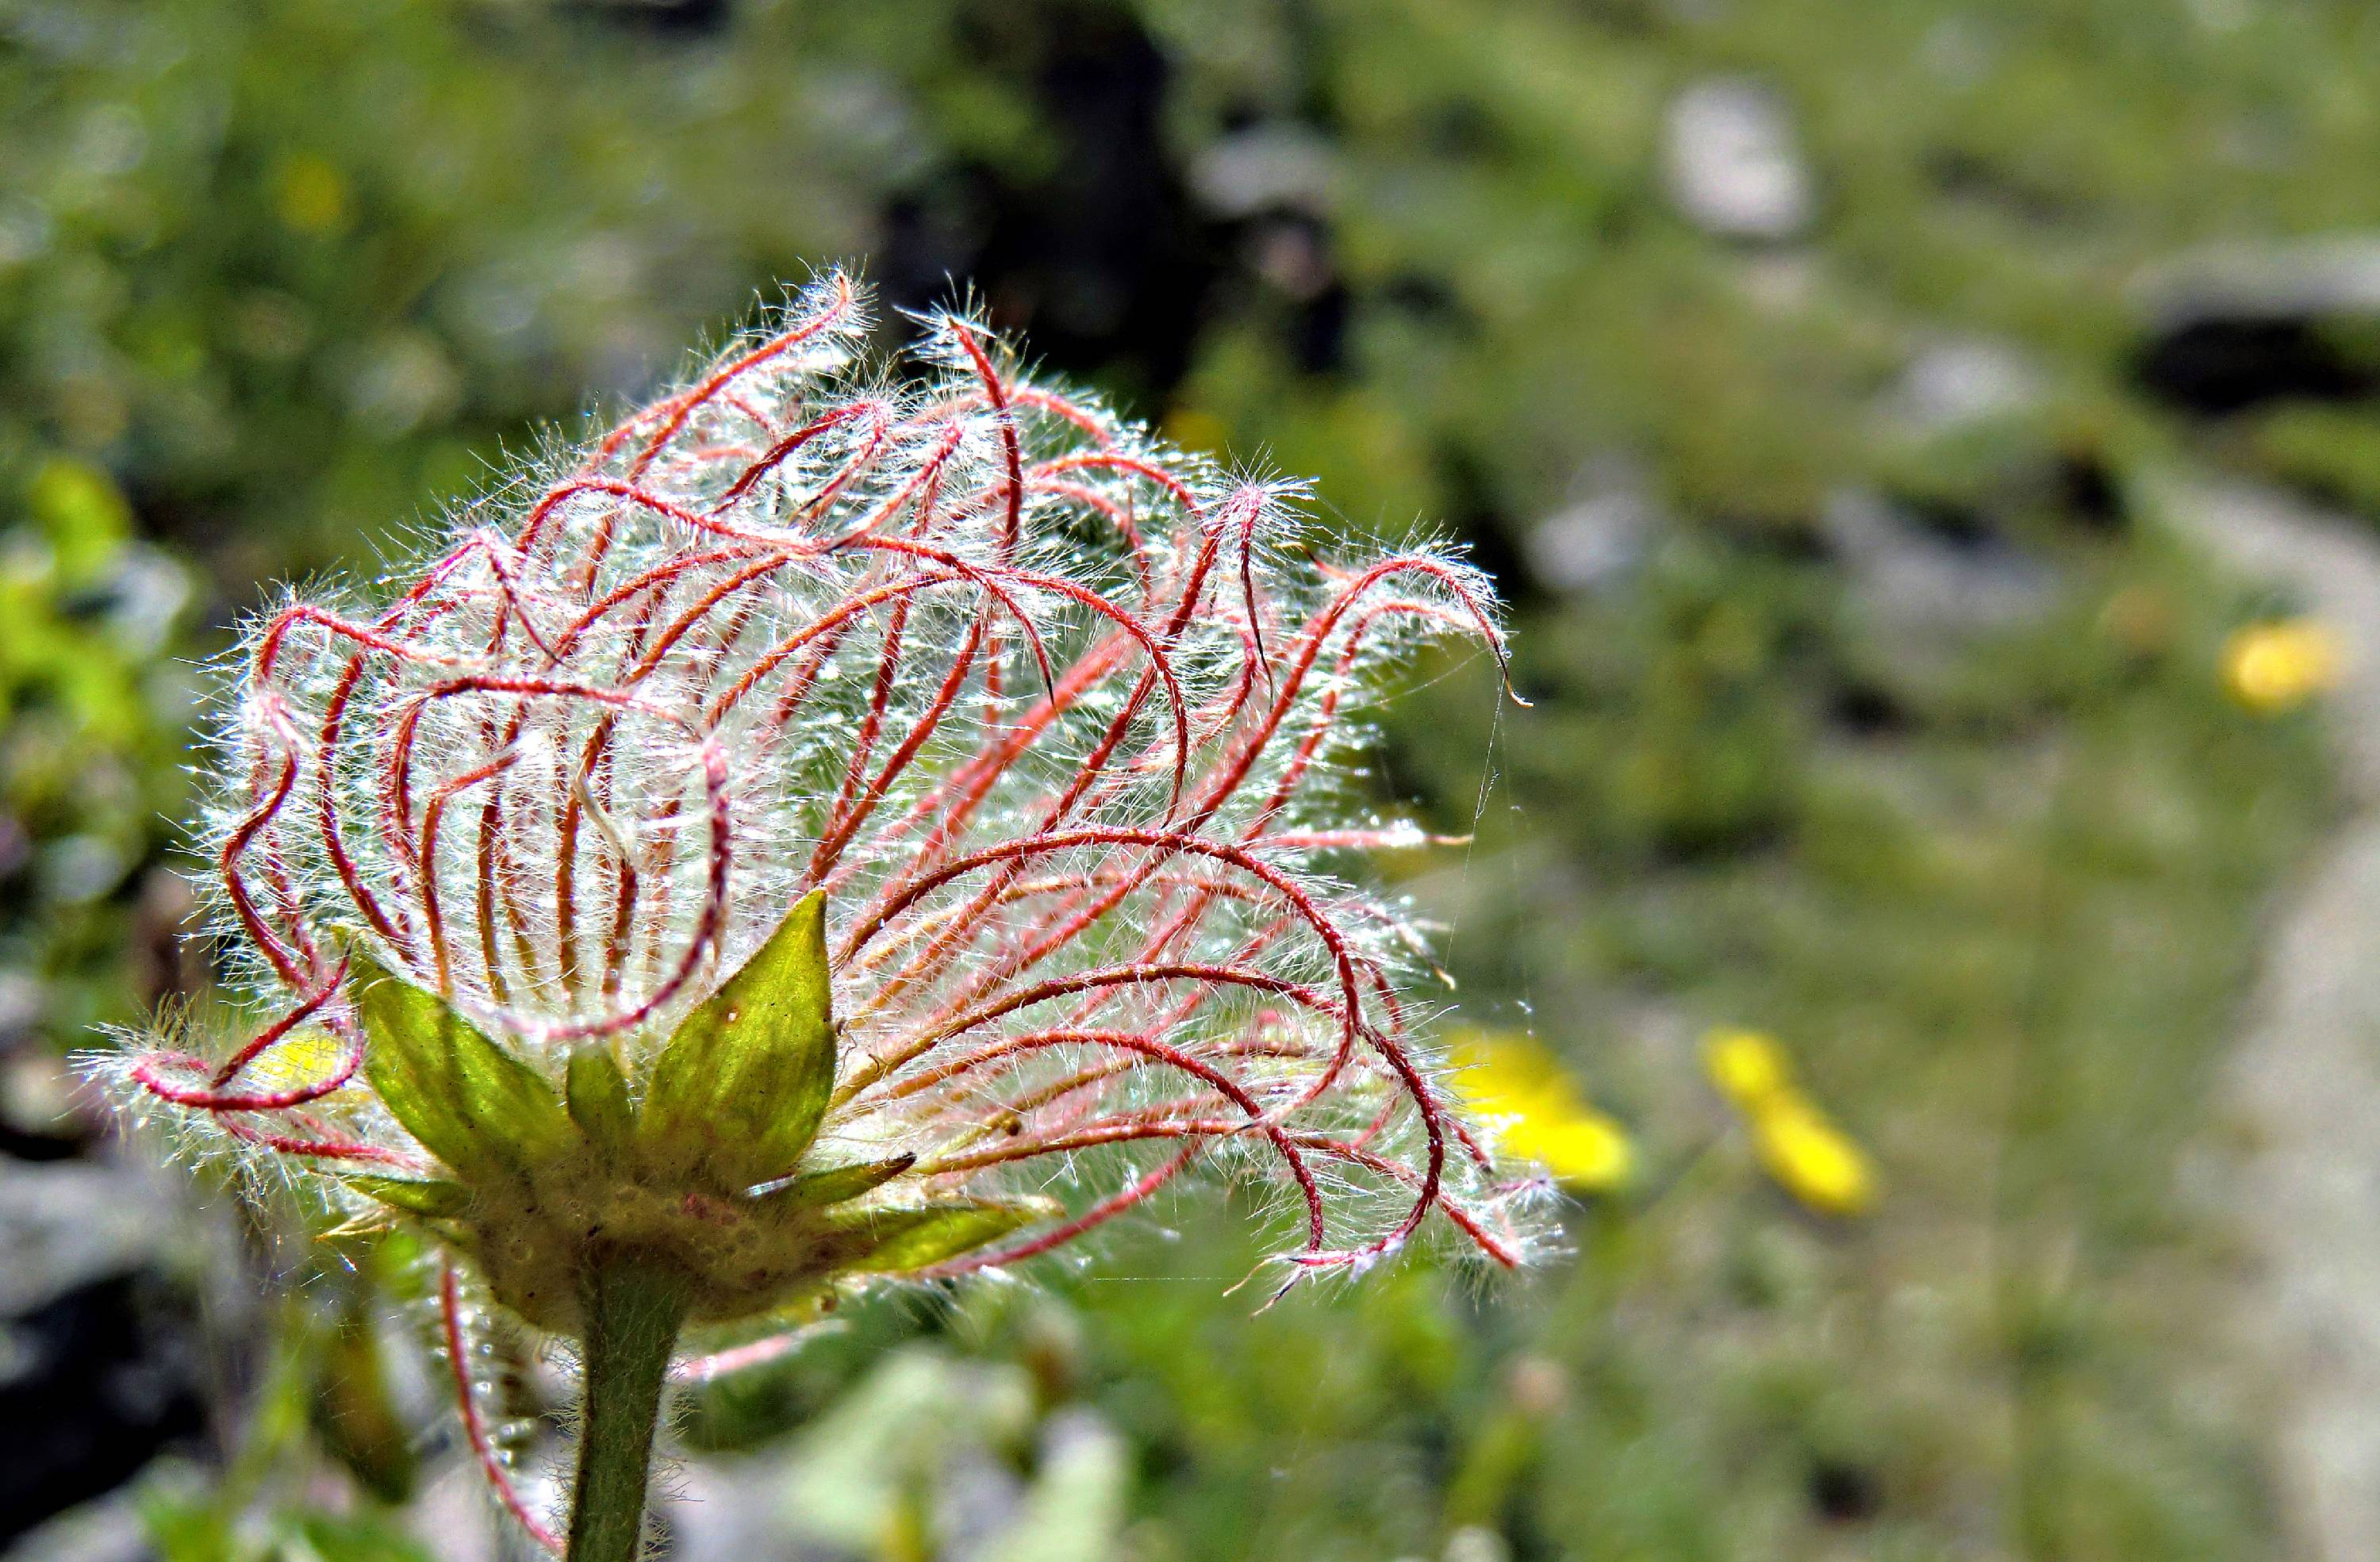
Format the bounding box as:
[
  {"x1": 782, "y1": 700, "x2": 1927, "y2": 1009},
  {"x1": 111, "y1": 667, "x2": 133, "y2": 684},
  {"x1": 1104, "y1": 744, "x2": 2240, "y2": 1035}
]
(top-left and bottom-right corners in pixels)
[{"x1": 566, "y1": 1254, "x2": 686, "y2": 1562}]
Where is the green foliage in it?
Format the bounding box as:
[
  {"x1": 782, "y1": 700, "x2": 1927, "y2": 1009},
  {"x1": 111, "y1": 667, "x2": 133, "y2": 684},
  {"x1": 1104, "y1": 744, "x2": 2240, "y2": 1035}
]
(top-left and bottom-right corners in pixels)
[
  {"x1": 0, "y1": 456, "x2": 192, "y2": 1056},
  {"x1": 143, "y1": 1497, "x2": 434, "y2": 1562}
]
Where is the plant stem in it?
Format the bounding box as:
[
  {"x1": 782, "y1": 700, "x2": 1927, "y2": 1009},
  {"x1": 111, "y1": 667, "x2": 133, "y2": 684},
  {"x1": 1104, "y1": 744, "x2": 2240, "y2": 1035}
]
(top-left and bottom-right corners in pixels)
[{"x1": 566, "y1": 1253, "x2": 686, "y2": 1562}]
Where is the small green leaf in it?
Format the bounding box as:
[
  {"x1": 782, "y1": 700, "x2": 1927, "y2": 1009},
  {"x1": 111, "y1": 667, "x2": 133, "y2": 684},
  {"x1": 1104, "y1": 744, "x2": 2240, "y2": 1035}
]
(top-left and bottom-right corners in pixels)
[
  {"x1": 352, "y1": 954, "x2": 571, "y2": 1183},
  {"x1": 642, "y1": 891, "x2": 836, "y2": 1191},
  {"x1": 566, "y1": 1042, "x2": 637, "y2": 1161},
  {"x1": 818, "y1": 1198, "x2": 1050, "y2": 1276},
  {"x1": 343, "y1": 1175, "x2": 472, "y2": 1219},
  {"x1": 750, "y1": 1153, "x2": 916, "y2": 1207}
]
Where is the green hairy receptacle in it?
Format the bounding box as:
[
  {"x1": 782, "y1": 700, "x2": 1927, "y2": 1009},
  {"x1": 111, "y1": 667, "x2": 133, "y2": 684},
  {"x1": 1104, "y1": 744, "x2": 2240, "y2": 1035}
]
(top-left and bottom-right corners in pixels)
[{"x1": 342, "y1": 892, "x2": 1046, "y2": 1333}]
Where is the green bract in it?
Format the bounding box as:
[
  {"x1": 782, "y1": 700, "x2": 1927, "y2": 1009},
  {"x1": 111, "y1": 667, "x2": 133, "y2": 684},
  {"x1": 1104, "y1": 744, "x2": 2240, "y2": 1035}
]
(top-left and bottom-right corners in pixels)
[
  {"x1": 638, "y1": 888, "x2": 837, "y2": 1192},
  {"x1": 344, "y1": 892, "x2": 1046, "y2": 1332}
]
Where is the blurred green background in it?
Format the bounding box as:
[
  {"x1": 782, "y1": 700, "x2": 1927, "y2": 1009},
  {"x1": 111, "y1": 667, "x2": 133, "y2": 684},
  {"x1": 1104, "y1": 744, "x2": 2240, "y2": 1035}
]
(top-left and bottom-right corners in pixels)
[{"x1": 6, "y1": 0, "x2": 2376, "y2": 1558}]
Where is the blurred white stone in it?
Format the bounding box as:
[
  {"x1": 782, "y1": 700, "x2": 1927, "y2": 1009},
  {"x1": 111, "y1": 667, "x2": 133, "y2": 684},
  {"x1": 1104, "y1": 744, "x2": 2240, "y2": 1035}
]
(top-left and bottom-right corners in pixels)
[
  {"x1": 2186, "y1": 0, "x2": 2254, "y2": 33},
  {"x1": 1526, "y1": 457, "x2": 1660, "y2": 592},
  {"x1": 1443, "y1": 1527, "x2": 1513, "y2": 1562},
  {"x1": 406, "y1": 1463, "x2": 509, "y2": 1562},
  {"x1": 776, "y1": 1346, "x2": 1034, "y2": 1552},
  {"x1": 658, "y1": 1455, "x2": 795, "y2": 1562},
  {"x1": 1192, "y1": 124, "x2": 1343, "y2": 219},
  {"x1": 975, "y1": 1410, "x2": 1128, "y2": 1562},
  {"x1": 1821, "y1": 487, "x2": 2055, "y2": 635},
  {"x1": 98, "y1": 544, "x2": 190, "y2": 657},
  {"x1": 1887, "y1": 337, "x2": 2043, "y2": 434},
  {"x1": 1661, "y1": 79, "x2": 1813, "y2": 242},
  {"x1": 0, "y1": 968, "x2": 44, "y2": 1042},
  {"x1": 344, "y1": 330, "x2": 460, "y2": 439},
  {"x1": 1527, "y1": 494, "x2": 1650, "y2": 593},
  {"x1": 2132, "y1": 233, "x2": 2380, "y2": 329},
  {"x1": 2, "y1": 1049, "x2": 83, "y2": 1137},
  {"x1": 0, "y1": 1161, "x2": 177, "y2": 1315},
  {"x1": 3, "y1": 1488, "x2": 150, "y2": 1562},
  {"x1": 40, "y1": 834, "x2": 131, "y2": 907},
  {"x1": 1920, "y1": 17, "x2": 1994, "y2": 86},
  {"x1": 2158, "y1": 475, "x2": 2380, "y2": 1562},
  {"x1": 0, "y1": 197, "x2": 56, "y2": 267}
]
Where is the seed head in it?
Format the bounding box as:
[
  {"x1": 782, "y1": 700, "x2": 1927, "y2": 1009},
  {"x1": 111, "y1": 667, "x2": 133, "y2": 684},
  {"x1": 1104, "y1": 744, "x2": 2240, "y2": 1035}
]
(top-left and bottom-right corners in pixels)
[{"x1": 103, "y1": 272, "x2": 1552, "y2": 1341}]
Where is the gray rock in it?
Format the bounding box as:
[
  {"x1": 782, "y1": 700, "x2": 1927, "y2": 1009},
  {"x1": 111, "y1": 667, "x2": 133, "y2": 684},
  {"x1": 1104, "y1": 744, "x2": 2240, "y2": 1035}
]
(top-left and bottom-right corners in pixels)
[
  {"x1": 2132, "y1": 236, "x2": 2380, "y2": 413},
  {"x1": 0, "y1": 1161, "x2": 180, "y2": 1317},
  {"x1": 1190, "y1": 124, "x2": 1342, "y2": 220},
  {"x1": 1, "y1": 1488, "x2": 152, "y2": 1562},
  {"x1": 1820, "y1": 487, "x2": 2056, "y2": 635},
  {"x1": 1885, "y1": 337, "x2": 2044, "y2": 435},
  {"x1": 0, "y1": 1158, "x2": 217, "y2": 1546},
  {"x1": 1524, "y1": 455, "x2": 1660, "y2": 593},
  {"x1": 2132, "y1": 233, "x2": 2380, "y2": 330},
  {"x1": 2157, "y1": 475, "x2": 2380, "y2": 1562},
  {"x1": 1660, "y1": 79, "x2": 1814, "y2": 242}
]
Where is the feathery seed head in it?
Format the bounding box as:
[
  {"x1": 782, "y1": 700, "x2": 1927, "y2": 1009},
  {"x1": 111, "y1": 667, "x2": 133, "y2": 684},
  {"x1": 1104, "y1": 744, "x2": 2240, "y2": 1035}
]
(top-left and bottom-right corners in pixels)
[{"x1": 103, "y1": 271, "x2": 1549, "y2": 1342}]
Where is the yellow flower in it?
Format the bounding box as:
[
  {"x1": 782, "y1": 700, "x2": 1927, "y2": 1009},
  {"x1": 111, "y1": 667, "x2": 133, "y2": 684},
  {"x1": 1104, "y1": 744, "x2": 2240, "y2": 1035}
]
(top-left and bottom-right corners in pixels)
[
  {"x1": 2222, "y1": 619, "x2": 2344, "y2": 713},
  {"x1": 1751, "y1": 1093, "x2": 1875, "y2": 1216},
  {"x1": 1701, "y1": 1026, "x2": 1877, "y2": 1216},
  {"x1": 1447, "y1": 1029, "x2": 1633, "y2": 1191},
  {"x1": 1702, "y1": 1027, "x2": 1789, "y2": 1111}
]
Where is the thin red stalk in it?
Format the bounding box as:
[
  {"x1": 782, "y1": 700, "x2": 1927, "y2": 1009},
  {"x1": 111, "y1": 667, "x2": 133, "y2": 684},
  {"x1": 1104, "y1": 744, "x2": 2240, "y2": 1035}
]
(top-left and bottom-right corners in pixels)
[{"x1": 440, "y1": 1265, "x2": 563, "y2": 1556}]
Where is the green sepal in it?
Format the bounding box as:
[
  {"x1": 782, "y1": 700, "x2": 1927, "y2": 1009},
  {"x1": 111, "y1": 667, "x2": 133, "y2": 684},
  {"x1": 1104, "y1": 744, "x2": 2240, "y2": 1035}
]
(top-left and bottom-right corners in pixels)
[
  {"x1": 351, "y1": 954, "x2": 572, "y2": 1184},
  {"x1": 343, "y1": 1174, "x2": 473, "y2": 1219},
  {"x1": 748, "y1": 1153, "x2": 916, "y2": 1207},
  {"x1": 641, "y1": 891, "x2": 836, "y2": 1192},
  {"x1": 565, "y1": 1042, "x2": 637, "y2": 1161},
  {"x1": 817, "y1": 1197, "x2": 1051, "y2": 1276}
]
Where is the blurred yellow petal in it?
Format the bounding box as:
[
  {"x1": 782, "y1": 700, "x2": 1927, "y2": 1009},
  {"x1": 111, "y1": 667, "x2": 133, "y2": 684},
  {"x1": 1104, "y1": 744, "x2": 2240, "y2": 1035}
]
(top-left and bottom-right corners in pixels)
[
  {"x1": 1752, "y1": 1092, "x2": 1876, "y2": 1217},
  {"x1": 247, "y1": 1027, "x2": 351, "y2": 1092},
  {"x1": 1506, "y1": 1111, "x2": 1634, "y2": 1189},
  {"x1": 1448, "y1": 1028, "x2": 1559, "y2": 1099},
  {"x1": 1702, "y1": 1027, "x2": 1790, "y2": 1111},
  {"x1": 1447, "y1": 1028, "x2": 1634, "y2": 1191},
  {"x1": 1702, "y1": 1027, "x2": 1878, "y2": 1215},
  {"x1": 2221, "y1": 619, "x2": 2344, "y2": 713}
]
